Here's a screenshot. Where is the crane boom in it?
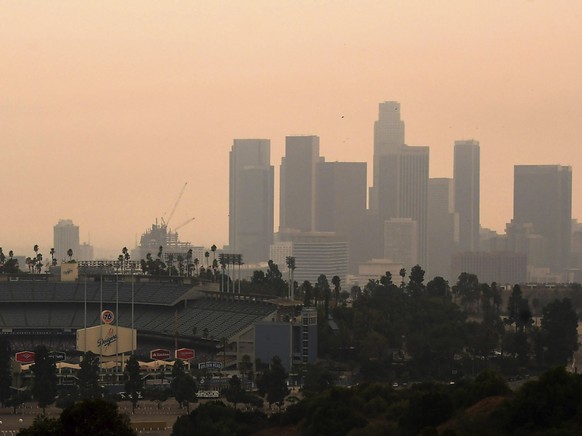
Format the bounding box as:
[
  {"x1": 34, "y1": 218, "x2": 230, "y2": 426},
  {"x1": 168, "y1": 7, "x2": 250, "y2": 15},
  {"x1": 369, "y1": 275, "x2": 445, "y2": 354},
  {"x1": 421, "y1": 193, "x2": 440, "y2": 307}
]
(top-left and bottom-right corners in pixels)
[
  {"x1": 166, "y1": 182, "x2": 188, "y2": 227},
  {"x1": 174, "y1": 217, "x2": 196, "y2": 231}
]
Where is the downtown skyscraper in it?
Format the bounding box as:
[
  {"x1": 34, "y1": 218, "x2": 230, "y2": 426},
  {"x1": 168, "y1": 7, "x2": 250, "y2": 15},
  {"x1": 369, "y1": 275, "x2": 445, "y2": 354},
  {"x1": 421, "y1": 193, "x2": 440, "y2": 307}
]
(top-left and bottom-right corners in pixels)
[
  {"x1": 371, "y1": 102, "x2": 429, "y2": 267},
  {"x1": 513, "y1": 165, "x2": 572, "y2": 273},
  {"x1": 454, "y1": 139, "x2": 480, "y2": 252},
  {"x1": 229, "y1": 139, "x2": 274, "y2": 263},
  {"x1": 279, "y1": 136, "x2": 323, "y2": 233}
]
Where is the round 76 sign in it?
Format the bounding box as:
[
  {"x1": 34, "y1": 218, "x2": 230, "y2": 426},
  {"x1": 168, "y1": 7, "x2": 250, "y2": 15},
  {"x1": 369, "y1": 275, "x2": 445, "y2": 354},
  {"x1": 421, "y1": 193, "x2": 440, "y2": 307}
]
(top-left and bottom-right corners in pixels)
[{"x1": 101, "y1": 310, "x2": 115, "y2": 324}]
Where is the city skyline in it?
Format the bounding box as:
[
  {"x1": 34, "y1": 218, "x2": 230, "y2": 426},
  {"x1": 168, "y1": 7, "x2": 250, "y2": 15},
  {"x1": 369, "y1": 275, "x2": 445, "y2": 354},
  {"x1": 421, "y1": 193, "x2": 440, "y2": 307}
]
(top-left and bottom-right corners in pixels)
[{"x1": 2, "y1": 2, "x2": 582, "y2": 255}]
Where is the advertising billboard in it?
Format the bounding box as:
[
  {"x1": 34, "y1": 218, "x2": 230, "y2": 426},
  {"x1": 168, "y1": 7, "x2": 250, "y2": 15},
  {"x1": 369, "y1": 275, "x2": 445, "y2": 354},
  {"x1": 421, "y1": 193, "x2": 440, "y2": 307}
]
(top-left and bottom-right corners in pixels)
[{"x1": 76, "y1": 325, "x2": 137, "y2": 356}]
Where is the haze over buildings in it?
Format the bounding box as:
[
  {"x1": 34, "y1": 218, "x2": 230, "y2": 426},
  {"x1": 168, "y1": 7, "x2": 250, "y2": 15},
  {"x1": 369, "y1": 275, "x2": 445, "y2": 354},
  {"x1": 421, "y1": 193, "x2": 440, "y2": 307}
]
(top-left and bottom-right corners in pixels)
[{"x1": 2, "y1": 2, "x2": 581, "y2": 285}]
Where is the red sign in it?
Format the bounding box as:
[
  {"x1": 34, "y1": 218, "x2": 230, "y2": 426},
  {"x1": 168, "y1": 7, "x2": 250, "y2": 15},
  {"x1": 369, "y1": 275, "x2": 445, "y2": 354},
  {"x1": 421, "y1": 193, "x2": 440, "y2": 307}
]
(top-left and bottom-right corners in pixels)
[
  {"x1": 101, "y1": 310, "x2": 115, "y2": 324},
  {"x1": 150, "y1": 349, "x2": 171, "y2": 360},
  {"x1": 175, "y1": 348, "x2": 195, "y2": 360},
  {"x1": 15, "y1": 351, "x2": 35, "y2": 364}
]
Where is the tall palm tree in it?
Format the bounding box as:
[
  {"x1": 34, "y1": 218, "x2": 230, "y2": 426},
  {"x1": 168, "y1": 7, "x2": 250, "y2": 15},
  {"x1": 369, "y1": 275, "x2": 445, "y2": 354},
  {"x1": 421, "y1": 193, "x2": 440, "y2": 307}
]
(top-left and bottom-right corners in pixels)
[
  {"x1": 36, "y1": 254, "x2": 43, "y2": 274},
  {"x1": 204, "y1": 251, "x2": 210, "y2": 267},
  {"x1": 194, "y1": 258, "x2": 199, "y2": 276},
  {"x1": 67, "y1": 248, "x2": 73, "y2": 262},
  {"x1": 49, "y1": 248, "x2": 56, "y2": 266},
  {"x1": 186, "y1": 249, "x2": 193, "y2": 277},
  {"x1": 211, "y1": 244, "x2": 217, "y2": 262}
]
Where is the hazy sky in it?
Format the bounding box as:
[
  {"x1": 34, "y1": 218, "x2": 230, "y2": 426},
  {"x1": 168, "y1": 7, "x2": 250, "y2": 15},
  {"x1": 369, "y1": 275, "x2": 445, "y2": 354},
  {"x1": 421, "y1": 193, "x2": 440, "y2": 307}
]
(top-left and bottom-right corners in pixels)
[{"x1": 2, "y1": 1, "x2": 582, "y2": 257}]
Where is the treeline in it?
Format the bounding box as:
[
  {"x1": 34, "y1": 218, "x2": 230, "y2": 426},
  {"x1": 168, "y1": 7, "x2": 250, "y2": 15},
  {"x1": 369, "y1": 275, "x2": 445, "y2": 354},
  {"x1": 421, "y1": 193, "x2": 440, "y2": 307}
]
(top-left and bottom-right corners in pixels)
[{"x1": 319, "y1": 267, "x2": 579, "y2": 380}]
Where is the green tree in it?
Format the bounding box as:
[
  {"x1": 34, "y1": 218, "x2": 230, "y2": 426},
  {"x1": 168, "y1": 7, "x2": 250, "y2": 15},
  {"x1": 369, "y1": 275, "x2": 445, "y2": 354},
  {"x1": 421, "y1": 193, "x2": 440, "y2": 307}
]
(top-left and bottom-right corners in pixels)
[
  {"x1": 331, "y1": 275, "x2": 341, "y2": 308},
  {"x1": 407, "y1": 264, "x2": 426, "y2": 296},
  {"x1": 256, "y1": 356, "x2": 289, "y2": 408},
  {"x1": 78, "y1": 351, "x2": 101, "y2": 400},
  {"x1": 59, "y1": 399, "x2": 135, "y2": 436},
  {"x1": 540, "y1": 298, "x2": 579, "y2": 366},
  {"x1": 17, "y1": 415, "x2": 61, "y2": 436},
  {"x1": 124, "y1": 355, "x2": 143, "y2": 413},
  {"x1": 171, "y1": 359, "x2": 198, "y2": 412},
  {"x1": 223, "y1": 375, "x2": 245, "y2": 408},
  {"x1": 31, "y1": 345, "x2": 57, "y2": 414}
]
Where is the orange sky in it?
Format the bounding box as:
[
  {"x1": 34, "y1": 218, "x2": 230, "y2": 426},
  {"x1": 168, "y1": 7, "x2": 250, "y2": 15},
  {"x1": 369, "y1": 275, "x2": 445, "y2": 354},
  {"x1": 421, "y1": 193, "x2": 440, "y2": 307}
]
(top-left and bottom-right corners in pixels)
[{"x1": 2, "y1": 1, "x2": 582, "y2": 258}]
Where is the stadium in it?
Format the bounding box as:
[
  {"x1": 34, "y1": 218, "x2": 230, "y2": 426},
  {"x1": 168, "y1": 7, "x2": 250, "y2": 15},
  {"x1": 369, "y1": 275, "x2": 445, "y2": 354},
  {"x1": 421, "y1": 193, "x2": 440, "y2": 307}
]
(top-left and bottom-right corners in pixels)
[{"x1": 0, "y1": 266, "x2": 283, "y2": 378}]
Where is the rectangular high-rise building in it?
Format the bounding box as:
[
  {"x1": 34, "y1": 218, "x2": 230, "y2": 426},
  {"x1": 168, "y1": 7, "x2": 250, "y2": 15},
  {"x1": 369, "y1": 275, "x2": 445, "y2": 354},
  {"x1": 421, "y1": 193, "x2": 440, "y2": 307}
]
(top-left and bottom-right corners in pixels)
[
  {"x1": 513, "y1": 165, "x2": 572, "y2": 273},
  {"x1": 428, "y1": 178, "x2": 459, "y2": 280},
  {"x1": 229, "y1": 139, "x2": 274, "y2": 263},
  {"x1": 370, "y1": 101, "x2": 405, "y2": 211},
  {"x1": 53, "y1": 219, "x2": 80, "y2": 263},
  {"x1": 371, "y1": 102, "x2": 429, "y2": 267},
  {"x1": 314, "y1": 161, "x2": 367, "y2": 273},
  {"x1": 280, "y1": 136, "x2": 323, "y2": 233},
  {"x1": 454, "y1": 140, "x2": 480, "y2": 252},
  {"x1": 376, "y1": 146, "x2": 429, "y2": 267}
]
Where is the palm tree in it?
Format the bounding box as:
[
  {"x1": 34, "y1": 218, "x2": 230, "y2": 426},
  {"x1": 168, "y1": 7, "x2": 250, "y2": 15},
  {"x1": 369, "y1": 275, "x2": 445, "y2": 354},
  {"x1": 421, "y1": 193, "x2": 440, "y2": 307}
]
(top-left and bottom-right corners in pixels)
[
  {"x1": 36, "y1": 254, "x2": 43, "y2": 274},
  {"x1": 67, "y1": 248, "x2": 73, "y2": 262},
  {"x1": 0, "y1": 248, "x2": 4, "y2": 265},
  {"x1": 204, "y1": 251, "x2": 210, "y2": 267},
  {"x1": 186, "y1": 249, "x2": 193, "y2": 277},
  {"x1": 194, "y1": 258, "x2": 199, "y2": 276},
  {"x1": 49, "y1": 248, "x2": 56, "y2": 266},
  {"x1": 211, "y1": 244, "x2": 217, "y2": 262},
  {"x1": 177, "y1": 255, "x2": 184, "y2": 276}
]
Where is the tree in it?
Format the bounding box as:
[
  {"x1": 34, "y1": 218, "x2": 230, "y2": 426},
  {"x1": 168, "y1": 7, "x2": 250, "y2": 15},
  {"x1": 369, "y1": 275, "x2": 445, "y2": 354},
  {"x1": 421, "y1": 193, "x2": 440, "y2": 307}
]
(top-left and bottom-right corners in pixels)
[
  {"x1": 302, "y1": 280, "x2": 314, "y2": 307},
  {"x1": 124, "y1": 355, "x2": 142, "y2": 413},
  {"x1": 0, "y1": 338, "x2": 12, "y2": 406},
  {"x1": 67, "y1": 248, "x2": 73, "y2": 262},
  {"x1": 171, "y1": 359, "x2": 198, "y2": 412},
  {"x1": 256, "y1": 356, "x2": 289, "y2": 408},
  {"x1": 407, "y1": 265, "x2": 426, "y2": 296},
  {"x1": 223, "y1": 375, "x2": 245, "y2": 408},
  {"x1": 59, "y1": 399, "x2": 135, "y2": 436},
  {"x1": 238, "y1": 354, "x2": 253, "y2": 388},
  {"x1": 331, "y1": 275, "x2": 341, "y2": 308},
  {"x1": 540, "y1": 298, "x2": 579, "y2": 366},
  {"x1": 205, "y1": 251, "x2": 210, "y2": 267},
  {"x1": 78, "y1": 351, "x2": 101, "y2": 400},
  {"x1": 18, "y1": 399, "x2": 136, "y2": 436},
  {"x1": 31, "y1": 345, "x2": 57, "y2": 413},
  {"x1": 220, "y1": 337, "x2": 229, "y2": 369}
]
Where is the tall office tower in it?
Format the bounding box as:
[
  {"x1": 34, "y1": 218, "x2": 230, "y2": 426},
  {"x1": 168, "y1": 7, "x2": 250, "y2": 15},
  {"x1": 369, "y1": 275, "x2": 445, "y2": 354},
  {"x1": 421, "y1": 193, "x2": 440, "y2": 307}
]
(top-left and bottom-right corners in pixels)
[
  {"x1": 454, "y1": 140, "x2": 480, "y2": 252},
  {"x1": 229, "y1": 139, "x2": 274, "y2": 263},
  {"x1": 384, "y1": 218, "x2": 418, "y2": 269},
  {"x1": 280, "y1": 136, "x2": 323, "y2": 233},
  {"x1": 53, "y1": 219, "x2": 80, "y2": 262},
  {"x1": 427, "y1": 178, "x2": 459, "y2": 280},
  {"x1": 376, "y1": 146, "x2": 430, "y2": 267},
  {"x1": 315, "y1": 161, "x2": 367, "y2": 272},
  {"x1": 370, "y1": 101, "x2": 405, "y2": 211},
  {"x1": 513, "y1": 165, "x2": 572, "y2": 273}
]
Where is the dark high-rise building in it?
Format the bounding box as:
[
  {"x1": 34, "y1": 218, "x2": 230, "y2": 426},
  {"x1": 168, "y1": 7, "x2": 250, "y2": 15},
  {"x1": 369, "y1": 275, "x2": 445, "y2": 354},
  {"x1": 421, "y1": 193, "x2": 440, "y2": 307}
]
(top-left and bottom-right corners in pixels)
[
  {"x1": 513, "y1": 165, "x2": 572, "y2": 273},
  {"x1": 370, "y1": 102, "x2": 429, "y2": 266},
  {"x1": 370, "y1": 101, "x2": 405, "y2": 211},
  {"x1": 454, "y1": 140, "x2": 480, "y2": 252},
  {"x1": 314, "y1": 161, "x2": 367, "y2": 271},
  {"x1": 428, "y1": 178, "x2": 459, "y2": 280},
  {"x1": 376, "y1": 145, "x2": 429, "y2": 267},
  {"x1": 229, "y1": 139, "x2": 274, "y2": 263},
  {"x1": 280, "y1": 136, "x2": 323, "y2": 233}
]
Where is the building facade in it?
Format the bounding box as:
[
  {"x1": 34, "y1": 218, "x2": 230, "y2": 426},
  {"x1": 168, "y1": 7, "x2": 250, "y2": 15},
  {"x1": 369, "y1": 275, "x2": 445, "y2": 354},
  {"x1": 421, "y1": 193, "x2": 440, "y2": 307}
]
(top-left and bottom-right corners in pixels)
[
  {"x1": 454, "y1": 140, "x2": 480, "y2": 252},
  {"x1": 229, "y1": 139, "x2": 274, "y2": 263},
  {"x1": 279, "y1": 136, "x2": 323, "y2": 233},
  {"x1": 53, "y1": 219, "x2": 80, "y2": 263},
  {"x1": 513, "y1": 165, "x2": 572, "y2": 273}
]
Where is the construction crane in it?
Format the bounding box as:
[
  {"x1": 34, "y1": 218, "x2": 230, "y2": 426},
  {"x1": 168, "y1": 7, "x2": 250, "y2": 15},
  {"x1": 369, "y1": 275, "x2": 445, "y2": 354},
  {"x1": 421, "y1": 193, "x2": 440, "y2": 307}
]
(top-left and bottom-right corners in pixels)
[
  {"x1": 174, "y1": 217, "x2": 196, "y2": 232},
  {"x1": 161, "y1": 182, "x2": 188, "y2": 227}
]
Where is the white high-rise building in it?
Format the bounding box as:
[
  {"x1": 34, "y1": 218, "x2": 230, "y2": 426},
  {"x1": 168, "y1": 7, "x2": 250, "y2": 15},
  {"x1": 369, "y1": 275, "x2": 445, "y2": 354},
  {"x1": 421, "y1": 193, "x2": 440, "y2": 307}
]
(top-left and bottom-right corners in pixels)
[
  {"x1": 53, "y1": 219, "x2": 80, "y2": 263},
  {"x1": 292, "y1": 233, "x2": 349, "y2": 285}
]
